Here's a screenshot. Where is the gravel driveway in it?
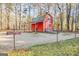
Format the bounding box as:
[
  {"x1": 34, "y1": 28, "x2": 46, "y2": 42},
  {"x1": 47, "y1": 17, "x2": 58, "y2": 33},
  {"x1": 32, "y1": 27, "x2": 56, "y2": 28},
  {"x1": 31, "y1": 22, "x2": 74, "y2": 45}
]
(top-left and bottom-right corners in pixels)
[{"x1": 0, "y1": 32, "x2": 79, "y2": 52}]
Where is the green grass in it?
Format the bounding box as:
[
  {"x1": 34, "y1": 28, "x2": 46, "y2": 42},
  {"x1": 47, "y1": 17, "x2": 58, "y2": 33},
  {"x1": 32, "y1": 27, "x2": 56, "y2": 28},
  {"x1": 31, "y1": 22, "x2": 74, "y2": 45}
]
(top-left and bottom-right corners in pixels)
[{"x1": 8, "y1": 38, "x2": 79, "y2": 56}]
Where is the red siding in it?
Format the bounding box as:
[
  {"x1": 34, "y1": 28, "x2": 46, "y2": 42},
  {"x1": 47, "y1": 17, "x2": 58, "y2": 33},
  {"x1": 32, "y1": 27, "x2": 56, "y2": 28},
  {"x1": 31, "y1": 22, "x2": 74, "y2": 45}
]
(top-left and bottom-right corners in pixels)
[
  {"x1": 32, "y1": 24, "x2": 35, "y2": 32},
  {"x1": 32, "y1": 22, "x2": 43, "y2": 32},
  {"x1": 36, "y1": 22, "x2": 43, "y2": 32}
]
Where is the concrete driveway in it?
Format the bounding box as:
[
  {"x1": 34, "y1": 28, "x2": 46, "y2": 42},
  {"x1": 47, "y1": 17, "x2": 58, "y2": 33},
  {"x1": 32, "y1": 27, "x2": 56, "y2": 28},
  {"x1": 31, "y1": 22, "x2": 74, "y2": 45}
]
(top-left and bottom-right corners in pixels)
[{"x1": 0, "y1": 32, "x2": 79, "y2": 52}]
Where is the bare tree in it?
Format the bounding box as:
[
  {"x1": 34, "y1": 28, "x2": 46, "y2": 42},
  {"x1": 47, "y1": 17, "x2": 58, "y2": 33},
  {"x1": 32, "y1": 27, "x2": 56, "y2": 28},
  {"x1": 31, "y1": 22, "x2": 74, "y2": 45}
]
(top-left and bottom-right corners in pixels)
[
  {"x1": 57, "y1": 3, "x2": 64, "y2": 31},
  {"x1": 15, "y1": 3, "x2": 17, "y2": 30},
  {"x1": 28, "y1": 3, "x2": 32, "y2": 32},
  {"x1": 66, "y1": 3, "x2": 72, "y2": 31},
  {"x1": 71, "y1": 16, "x2": 74, "y2": 31},
  {"x1": 75, "y1": 4, "x2": 78, "y2": 38},
  {"x1": 53, "y1": 4, "x2": 59, "y2": 43},
  {"x1": 0, "y1": 4, "x2": 2, "y2": 30},
  {"x1": 19, "y1": 3, "x2": 21, "y2": 30},
  {"x1": 46, "y1": 3, "x2": 52, "y2": 13},
  {"x1": 5, "y1": 3, "x2": 13, "y2": 30}
]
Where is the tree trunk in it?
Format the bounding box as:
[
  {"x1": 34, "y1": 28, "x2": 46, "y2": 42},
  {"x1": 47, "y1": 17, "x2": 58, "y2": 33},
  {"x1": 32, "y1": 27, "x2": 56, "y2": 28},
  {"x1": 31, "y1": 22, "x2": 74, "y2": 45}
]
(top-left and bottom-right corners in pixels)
[
  {"x1": 5, "y1": 4, "x2": 11, "y2": 30},
  {"x1": 6, "y1": 8, "x2": 10, "y2": 30},
  {"x1": 67, "y1": 15, "x2": 70, "y2": 31},
  {"x1": 60, "y1": 13, "x2": 63, "y2": 31},
  {"x1": 57, "y1": 4, "x2": 63, "y2": 31},
  {"x1": 19, "y1": 4, "x2": 21, "y2": 30},
  {"x1": 0, "y1": 4, "x2": 2, "y2": 30},
  {"x1": 28, "y1": 4, "x2": 32, "y2": 32},
  {"x1": 66, "y1": 3, "x2": 71, "y2": 31},
  {"x1": 15, "y1": 4, "x2": 17, "y2": 30},
  {"x1": 71, "y1": 18, "x2": 74, "y2": 31}
]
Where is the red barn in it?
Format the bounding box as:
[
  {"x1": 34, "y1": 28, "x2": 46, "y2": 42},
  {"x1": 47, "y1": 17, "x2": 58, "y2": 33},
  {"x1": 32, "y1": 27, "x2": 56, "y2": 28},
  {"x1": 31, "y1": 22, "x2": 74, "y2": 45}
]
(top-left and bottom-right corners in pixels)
[{"x1": 32, "y1": 12, "x2": 53, "y2": 32}]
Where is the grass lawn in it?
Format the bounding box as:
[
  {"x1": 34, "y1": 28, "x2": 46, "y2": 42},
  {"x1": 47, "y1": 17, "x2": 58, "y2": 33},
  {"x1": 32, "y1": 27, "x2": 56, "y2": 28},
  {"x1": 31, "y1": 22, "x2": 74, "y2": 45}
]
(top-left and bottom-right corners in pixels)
[{"x1": 8, "y1": 38, "x2": 79, "y2": 56}]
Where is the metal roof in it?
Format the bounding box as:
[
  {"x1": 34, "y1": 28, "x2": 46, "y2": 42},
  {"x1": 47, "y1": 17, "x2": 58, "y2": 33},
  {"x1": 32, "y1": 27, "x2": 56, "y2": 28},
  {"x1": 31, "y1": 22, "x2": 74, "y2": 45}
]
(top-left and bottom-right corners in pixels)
[{"x1": 32, "y1": 16, "x2": 45, "y2": 23}]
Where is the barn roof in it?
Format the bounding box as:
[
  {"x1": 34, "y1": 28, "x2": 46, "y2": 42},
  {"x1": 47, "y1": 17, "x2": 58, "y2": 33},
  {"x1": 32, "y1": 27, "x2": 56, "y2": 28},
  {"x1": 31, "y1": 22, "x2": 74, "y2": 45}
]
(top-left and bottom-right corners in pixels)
[{"x1": 32, "y1": 16, "x2": 45, "y2": 23}]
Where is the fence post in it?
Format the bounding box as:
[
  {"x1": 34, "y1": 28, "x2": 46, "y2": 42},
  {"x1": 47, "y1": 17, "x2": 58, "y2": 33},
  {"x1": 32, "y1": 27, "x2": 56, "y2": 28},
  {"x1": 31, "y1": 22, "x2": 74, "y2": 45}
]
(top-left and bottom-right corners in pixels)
[
  {"x1": 13, "y1": 25, "x2": 16, "y2": 50},
  {"x1": 57, "y1": 30, "x2": 58, "y2": 43},
  {"x1": 57, "y1": 24, "x2": 59, "y2": 43}
]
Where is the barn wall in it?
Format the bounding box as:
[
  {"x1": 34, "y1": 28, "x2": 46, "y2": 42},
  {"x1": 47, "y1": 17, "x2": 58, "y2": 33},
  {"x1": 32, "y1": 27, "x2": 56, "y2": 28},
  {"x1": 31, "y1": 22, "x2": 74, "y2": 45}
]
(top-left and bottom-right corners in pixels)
[
  {"x1": 36, "y1": 22, "x2": 43, "y2": 32},
  {"x1": 43, "y1": 14, "x2": 53, "y2": 32},
  {"x1": 32, "y1": 24, "x2": 35, "y2": 32}
]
